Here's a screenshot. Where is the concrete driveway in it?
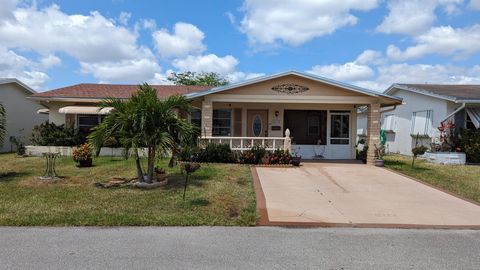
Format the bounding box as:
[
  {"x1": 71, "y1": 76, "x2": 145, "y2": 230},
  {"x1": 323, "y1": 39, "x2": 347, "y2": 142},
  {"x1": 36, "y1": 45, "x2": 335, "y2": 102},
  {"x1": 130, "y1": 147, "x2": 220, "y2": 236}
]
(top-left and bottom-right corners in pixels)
[{"x1": 253, "y1": 163, "x2": 480, "y2": 228}]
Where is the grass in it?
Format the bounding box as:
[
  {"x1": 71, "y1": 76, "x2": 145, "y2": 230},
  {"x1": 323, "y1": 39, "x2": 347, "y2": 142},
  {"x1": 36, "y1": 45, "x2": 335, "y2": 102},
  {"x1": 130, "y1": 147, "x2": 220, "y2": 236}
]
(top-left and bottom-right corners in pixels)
[
  {"x1": 384, "y1": 154, "x2": 480, "y2": 203},
  {"x1": 0, "y1": 153, "x2": 257, "y2": 226}
]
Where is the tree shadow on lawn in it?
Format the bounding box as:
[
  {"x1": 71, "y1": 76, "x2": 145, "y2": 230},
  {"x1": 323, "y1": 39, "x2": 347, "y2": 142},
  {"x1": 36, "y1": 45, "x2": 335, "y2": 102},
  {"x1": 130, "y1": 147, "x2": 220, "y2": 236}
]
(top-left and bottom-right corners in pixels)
[
  {"x1": 0, "y1": 172, "x2": 30, "y2": 182},
  {"x1": 384, "y1": 159, "x2": 432, "y2": 172}
]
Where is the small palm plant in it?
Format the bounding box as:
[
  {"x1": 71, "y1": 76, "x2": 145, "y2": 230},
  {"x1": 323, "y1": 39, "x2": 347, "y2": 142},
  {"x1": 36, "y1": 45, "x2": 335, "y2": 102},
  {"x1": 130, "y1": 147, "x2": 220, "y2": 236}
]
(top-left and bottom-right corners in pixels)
[
  {"x1": 0, "y1": 103, "x2": 6, "y2": 147},
  {"x1": 88, "y1": 83, "x2": 196, "y2": 183}
]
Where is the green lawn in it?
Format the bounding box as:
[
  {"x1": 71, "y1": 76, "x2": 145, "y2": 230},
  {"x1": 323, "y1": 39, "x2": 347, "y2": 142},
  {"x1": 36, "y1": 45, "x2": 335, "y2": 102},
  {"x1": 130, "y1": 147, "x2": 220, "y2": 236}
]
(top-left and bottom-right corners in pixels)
[
  {"x1": 384, "y1": 154, "x2": 480, "y2": 203},
  {"x1": 0, "y1": 153, "x2": 257, "y2": 226}
]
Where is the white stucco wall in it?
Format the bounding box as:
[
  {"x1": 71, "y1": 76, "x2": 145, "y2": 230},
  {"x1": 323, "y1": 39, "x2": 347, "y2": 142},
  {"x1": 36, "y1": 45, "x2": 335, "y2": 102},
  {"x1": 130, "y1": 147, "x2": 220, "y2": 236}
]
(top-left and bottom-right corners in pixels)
[
  {"x1": 0, "y1": 83, "x2": 48, "y2": 152},
  {"x1": 381, "y1": 89, "x2": 454, "y2": 155}
]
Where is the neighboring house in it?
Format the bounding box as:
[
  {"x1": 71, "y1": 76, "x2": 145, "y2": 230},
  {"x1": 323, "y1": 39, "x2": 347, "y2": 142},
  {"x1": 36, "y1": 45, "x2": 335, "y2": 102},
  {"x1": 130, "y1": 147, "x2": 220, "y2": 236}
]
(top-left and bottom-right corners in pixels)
[
  {"x1": 0, "y1": 79, "x2": 48, "y2": 152},
  {"x1": 358, "y1": 84, "x2": 480, "y2": 156},
  {"x1": 30, "y1": 71, "x2": 401, "y2": 163}
]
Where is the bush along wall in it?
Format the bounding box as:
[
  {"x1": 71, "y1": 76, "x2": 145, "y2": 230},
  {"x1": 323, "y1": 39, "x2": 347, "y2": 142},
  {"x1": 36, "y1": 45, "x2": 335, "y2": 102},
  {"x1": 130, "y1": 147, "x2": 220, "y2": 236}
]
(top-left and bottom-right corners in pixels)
[
  {"x1": 179, "y1": 143, "x2": 292, "y2": 165},
  {"x1": 456, "y1": 129, "x2": 480, "y2": 163},
  {"x1": 31, "y1": 121, "x2": 81, "y2": 146}
]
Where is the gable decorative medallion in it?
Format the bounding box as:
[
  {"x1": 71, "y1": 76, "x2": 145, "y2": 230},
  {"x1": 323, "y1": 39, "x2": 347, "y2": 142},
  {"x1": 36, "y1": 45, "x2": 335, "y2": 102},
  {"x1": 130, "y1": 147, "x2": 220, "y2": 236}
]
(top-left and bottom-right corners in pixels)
[{"x1": 271, "y1": 83, "x2": 309, "y2": 94}]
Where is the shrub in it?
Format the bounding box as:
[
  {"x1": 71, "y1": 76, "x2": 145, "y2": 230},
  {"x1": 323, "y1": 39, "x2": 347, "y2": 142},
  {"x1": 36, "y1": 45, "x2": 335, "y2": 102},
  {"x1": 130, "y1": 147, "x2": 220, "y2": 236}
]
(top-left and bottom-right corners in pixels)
[
  {"x1": 9, "y1": 136, "x2": 26, "y2": 156},
  {"x1": 268, "y1": 149, "x2": 292, "y2": 165},
  {"x1": 456, "y1": 129, "x2": 480, "y2": 163},
  {"x1": 239, "y1": 146, "x2": 267, "y2": 164},
  {"x1": 72, "y1": 143, "x2": 92, "y2": 162},
  {"x1": 31, "y1": 121, "x2": 81, "y2": 146},
  {"x1": 179, "y1": 143, "x2": 235, "y2": 163}
]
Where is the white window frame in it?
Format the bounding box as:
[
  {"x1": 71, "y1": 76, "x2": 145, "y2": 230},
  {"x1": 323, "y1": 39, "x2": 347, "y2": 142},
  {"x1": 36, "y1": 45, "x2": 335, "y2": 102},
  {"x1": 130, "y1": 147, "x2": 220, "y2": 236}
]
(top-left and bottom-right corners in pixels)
[
  {"x1": 382, "y1": 114, "x2": 396, "y2": 132},
  {"x1": 410, "y1": 110, "x2": 433, "y2": 137},
  {"x1": 329, "y1": 111, "x2": 351, "y2": 145},
  {"x1": 212, "y1": 109, "x2": 232, "y2": 136},
  {"x1": 76, "y1": 114, "x2": 102, "y2": 130}
]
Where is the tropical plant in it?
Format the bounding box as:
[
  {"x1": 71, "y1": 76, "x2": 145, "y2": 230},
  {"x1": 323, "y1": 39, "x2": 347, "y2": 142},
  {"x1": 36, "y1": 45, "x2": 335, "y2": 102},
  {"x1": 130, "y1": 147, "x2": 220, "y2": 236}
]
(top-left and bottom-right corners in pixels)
[
  {"x1": 31, "y1": 122, "x2": 81, "y2": 146},
  {"x1": 0, "y1": 103, "x2": 6, "y2": 147},
  {"x1": 88, "y1": 83, "x2": 196, "y2": 183},
  {"x1": 455, "y1": 129, "x2": 480, "y2": 163},
  {"x1": 168, "y1": 71, "x2": 229, "y2": 86},
  {"x1": 181, "y1": 162, "x2": 201, "y2": 200},
  {"x1": 9, "y1": 136, "x2": 26, "y2": 156},
  {"x1": 72, "y1": 143, "x2": 93, "y2": 162},
  {"x1": 411, "y1": 134, "x2": 428, "y2": 168}
]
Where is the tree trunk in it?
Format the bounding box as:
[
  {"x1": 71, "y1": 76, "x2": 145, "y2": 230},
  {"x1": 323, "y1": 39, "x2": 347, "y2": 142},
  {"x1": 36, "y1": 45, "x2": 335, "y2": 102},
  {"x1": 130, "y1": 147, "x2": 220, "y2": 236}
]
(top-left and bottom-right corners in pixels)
[
  {"x1": 146, "y1": 146, "x2": 156, "y2": 183},
  {"x1": 134, "y1": 148, "x2": 145, "y2": 182}
]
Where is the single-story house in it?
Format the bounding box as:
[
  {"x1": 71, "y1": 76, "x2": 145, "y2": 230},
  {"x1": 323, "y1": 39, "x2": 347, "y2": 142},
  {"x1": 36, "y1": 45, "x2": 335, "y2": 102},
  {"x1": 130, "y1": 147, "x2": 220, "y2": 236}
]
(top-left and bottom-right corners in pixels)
[
  {"x1": 30, "y1": 71, "x2": 402, "y2": 164},
  {"x1": 358, "y1": 84, "x2": 480, "y2": 156},
  {"x1": 0, "y1": 79, "x2": 48, "y2": 152}
]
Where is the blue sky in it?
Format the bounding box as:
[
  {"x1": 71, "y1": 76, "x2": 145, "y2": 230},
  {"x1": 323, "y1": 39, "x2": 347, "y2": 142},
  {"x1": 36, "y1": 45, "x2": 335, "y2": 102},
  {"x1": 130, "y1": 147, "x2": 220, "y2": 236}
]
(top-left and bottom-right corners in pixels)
[{"x1": 1, "y1": 0, "x2": 480, "y2": 91}]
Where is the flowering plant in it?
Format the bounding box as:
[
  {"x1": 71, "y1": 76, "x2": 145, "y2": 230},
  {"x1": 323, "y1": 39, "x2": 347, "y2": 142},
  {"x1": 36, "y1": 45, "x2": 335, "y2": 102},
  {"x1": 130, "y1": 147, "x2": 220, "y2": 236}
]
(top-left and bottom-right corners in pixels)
[{"x1": 72, "y1": 143, "x2": 92, "y2": 162}]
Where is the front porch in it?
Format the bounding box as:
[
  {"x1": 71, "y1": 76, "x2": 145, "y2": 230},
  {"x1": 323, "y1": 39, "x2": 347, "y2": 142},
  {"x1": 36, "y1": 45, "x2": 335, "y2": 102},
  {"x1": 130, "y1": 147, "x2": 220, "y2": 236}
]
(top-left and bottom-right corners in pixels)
[{"x1": 197, "y1": 102, "x2": 380, "y2": 160}]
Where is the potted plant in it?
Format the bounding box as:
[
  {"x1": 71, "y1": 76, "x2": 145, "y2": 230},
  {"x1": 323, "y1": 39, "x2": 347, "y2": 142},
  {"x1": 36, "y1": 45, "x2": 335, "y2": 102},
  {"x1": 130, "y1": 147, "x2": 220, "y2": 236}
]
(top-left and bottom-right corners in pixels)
[
  {"x1": 373, "y1": 144, "x2": 385, "y2": 167},
  {"x1": 72, "y1": 143, "x2": 93, "y2": 167},
  {"x1": 291, "y1": 147, "x2": 302, "y2": 166},
  {"x1": 154, "y1": 166, "x2": 167, "y2": 182}
]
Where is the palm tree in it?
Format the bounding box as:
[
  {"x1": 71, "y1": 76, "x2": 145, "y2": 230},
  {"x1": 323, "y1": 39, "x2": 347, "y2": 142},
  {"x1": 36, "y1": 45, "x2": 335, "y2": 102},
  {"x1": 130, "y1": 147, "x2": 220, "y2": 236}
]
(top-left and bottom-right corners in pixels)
[
  {"x1": 0, "y1": 103, "x2": 6, "y2": 147},
  {"x1": 88, "y1": 83, "x2": 196, "y2": 183}
]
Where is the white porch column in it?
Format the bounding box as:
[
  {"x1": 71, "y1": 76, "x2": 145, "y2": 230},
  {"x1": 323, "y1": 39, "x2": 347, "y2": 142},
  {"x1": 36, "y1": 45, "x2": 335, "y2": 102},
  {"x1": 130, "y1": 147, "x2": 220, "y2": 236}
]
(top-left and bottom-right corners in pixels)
[
  {"x1": 201, "y1": 100, "x2": 213, "y2": 137},
  {"x1": 283, "y1": 128, "x2": 292, "y2": 152}
]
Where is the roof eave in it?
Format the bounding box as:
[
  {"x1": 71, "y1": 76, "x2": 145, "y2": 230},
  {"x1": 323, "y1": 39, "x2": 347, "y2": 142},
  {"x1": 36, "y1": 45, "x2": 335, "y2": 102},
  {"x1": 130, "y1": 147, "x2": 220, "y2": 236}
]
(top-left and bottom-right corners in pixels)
[
  {"x1": 187, "y1": 70, "x2": 391, "y2": 100},
  {"x1": 386, "y1": 84, "x2": 458, "y2": 102},
  {"x1": 0, "y1": 78, "x2": 37, "y2": 94}
]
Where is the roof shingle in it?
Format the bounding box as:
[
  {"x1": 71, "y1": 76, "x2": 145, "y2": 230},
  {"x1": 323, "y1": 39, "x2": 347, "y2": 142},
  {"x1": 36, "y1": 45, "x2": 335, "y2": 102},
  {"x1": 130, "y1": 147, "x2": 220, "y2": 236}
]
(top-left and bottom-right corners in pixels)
[
  {"x1": 396, "y1": 84, "x2": 480, "y2": 101},
  {"x1": 31, "y1": 83, "x2": 212, "y2": 99}
]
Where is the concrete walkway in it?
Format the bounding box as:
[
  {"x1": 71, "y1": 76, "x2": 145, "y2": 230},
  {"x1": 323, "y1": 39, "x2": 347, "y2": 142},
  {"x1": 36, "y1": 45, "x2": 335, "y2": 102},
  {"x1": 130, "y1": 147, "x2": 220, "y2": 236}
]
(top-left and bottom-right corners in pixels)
[
  {"x1": 1, "y1": 227, "x2": 479, "y2": 270},
  {"x1": 254, "y1": 163, "x2": 480, "y2": 228}
]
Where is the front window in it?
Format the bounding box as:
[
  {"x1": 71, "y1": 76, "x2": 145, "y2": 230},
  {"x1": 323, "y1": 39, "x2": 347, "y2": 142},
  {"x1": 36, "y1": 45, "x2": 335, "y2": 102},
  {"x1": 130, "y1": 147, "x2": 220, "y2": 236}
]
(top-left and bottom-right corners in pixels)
[
  {"x1": 330, "y1": 112, "x2": 350, "y2": 145},
  {"x1": 190, "y1": 108, "x2": 201, "y2": 128},
  {"x1": 382, "y1": 114, "x2": 396, "y2": 132},
  {"x1": 78, "y1": 115, "x2": 100, "y2": 134},
  {"x1": 212, "y1": 109, "x2": 232, "y2": 136},
  {"x1": 411, "y1": 110, "x2": 433, "y2": 136}
]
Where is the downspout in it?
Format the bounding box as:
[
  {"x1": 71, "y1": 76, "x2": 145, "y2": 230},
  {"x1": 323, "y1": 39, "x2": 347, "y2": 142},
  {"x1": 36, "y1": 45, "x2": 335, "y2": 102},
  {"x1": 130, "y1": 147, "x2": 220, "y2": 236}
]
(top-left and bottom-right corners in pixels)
[{"x1": 441, "y1": 103, "x2": 465, "y2": 124}]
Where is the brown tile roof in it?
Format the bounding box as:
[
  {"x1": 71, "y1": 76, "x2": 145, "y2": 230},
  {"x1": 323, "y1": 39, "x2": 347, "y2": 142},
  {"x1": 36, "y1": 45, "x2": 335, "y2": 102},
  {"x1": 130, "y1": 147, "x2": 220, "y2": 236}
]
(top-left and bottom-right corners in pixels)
[
  {"x1": 31, "y1": 83, "x2": 212, "y2": 99},
  {"x1": 397, "y1": 84, "x2": 480, "y2": 101}
]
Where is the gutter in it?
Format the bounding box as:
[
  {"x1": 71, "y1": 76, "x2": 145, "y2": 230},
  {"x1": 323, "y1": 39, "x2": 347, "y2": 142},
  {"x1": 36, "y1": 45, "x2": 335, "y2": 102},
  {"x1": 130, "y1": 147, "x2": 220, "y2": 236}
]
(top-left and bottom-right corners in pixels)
[{"x1": 441, "y1": 103, "x2": 465, "y2": 123}]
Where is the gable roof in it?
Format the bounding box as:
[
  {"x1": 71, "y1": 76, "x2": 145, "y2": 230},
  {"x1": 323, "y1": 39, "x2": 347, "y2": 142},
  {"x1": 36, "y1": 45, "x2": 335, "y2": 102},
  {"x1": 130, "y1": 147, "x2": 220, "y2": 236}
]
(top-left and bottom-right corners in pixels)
[
  {"x1": 186, "y1": 70, "x2": 402, "y2": 102},
  {"x1": 385, "y1": 84, "x2": 480, "y2": 103},
  {"x1": 31, "y1": 83, "x2": 211, "y2": 101},
  {"x1": 0, "y1": 78, "x2": 37, "y2": 94}
]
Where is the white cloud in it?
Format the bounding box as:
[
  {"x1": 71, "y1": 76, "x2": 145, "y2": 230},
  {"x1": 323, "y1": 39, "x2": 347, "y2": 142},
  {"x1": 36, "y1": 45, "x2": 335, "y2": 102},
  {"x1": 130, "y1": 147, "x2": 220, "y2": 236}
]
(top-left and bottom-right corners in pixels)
[
  {"x1": 39, "y1": 54, "x2": 61, "y2": 69},
  {"x1": 386, "y1": 24, "x2": 480, "y2": 61},
  {"x1": 355, "y1": 50, "x2": 384, "y2": 65},
  {"x1": 172, "y1": 54, "x2": 239, "y2": 75},
  {"x1": 369, "y1": 63, "x2": 480, "y2": 90},
  {"x1": 0, "y1": 5, "x2": 145, "y2": 62},
  {"x1": 470, "y1": 0, "x2": 480, "y2": 9},
  {"x1": 80, "y1": 58, "x2": 161, "y2": 83},
  {"x1": 307, "y1": 62, "x2": 375, "y2": 82},
  {"x1": 118, "y1": 11, "x2": 131, "y2": 25},
  {"x1": 239, "y1": 0, "x2": 380, "y2": 46},
  {"x1": 377, "y1": 0, "x2": 463, "y2": 35},
  {"x1": 0, "y1": 3, "x2": 163, "y2": 85},
  {"x1": 225, "y1": 71, "x2": 265, "y2": 83},
  {"x1": 0, "y1": 47, "x2": 49, "y2": 89},
  {"x1": 153, "y1": 22, "x2": 206, "y2": 59}
]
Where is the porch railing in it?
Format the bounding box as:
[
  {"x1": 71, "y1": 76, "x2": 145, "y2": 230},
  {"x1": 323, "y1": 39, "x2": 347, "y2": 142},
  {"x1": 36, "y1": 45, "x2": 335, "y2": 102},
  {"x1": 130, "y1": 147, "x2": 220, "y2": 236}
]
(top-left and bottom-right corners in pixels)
[{"x1": 199, "y1": 130, "x2": 291, "y2": 152}]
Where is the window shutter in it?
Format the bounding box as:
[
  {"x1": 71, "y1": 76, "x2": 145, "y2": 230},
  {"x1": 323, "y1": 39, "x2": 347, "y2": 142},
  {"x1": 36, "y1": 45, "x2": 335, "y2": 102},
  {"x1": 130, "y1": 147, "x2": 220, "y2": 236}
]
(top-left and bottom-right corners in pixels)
[{"x1": 233, "y1": 108, "x2": 242, "y2": 136}]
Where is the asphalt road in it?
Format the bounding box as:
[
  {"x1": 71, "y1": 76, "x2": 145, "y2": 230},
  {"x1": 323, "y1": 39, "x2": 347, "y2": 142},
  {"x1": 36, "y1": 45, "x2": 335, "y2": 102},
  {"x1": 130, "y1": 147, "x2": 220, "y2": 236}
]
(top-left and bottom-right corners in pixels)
[{"x1": 0, "y1": 227, "x2": 479, "y2": 270}]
